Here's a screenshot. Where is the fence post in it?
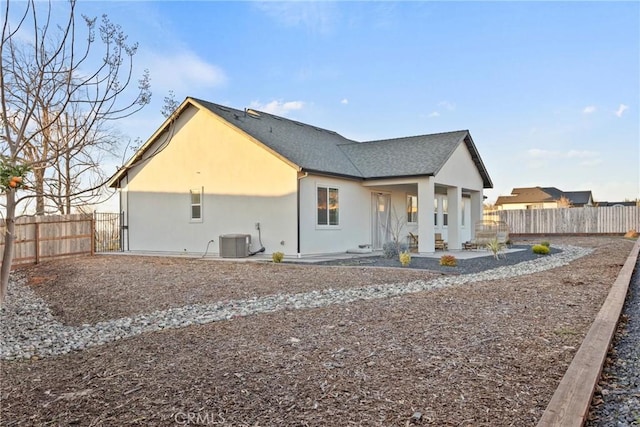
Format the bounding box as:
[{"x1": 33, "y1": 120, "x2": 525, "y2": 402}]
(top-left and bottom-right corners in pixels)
[
  {"x1": 34, "y1": 221, "x2": 40, "y2": 264},
  {"x1": 91, "y1": 213, "x2": 95, "y2": 256}
]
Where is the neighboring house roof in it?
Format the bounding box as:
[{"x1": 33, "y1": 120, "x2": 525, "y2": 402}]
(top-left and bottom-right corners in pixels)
[
  {"x1": 494, "y1": 187, "x2": 555, "y2": 205},
  {"x1": 108, "y1": 97, "x2": 493, "y2": 188},
  {"x1": 495, "y1": 186, "x2": 593, "y2": 206},
  {"x1": 598, "y1": 201, "x2": 637, "y2": 207},
  {"x1": 561, "y1": 191, "x2": 593, "y2": 206},
  {"x1": 539, "y1": 187, "x2": 565, "y2": 200}
]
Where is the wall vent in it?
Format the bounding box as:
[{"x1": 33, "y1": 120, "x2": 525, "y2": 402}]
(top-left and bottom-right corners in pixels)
[{"x1": 219, "y1": 234, "x2": 251, "y2": 258}]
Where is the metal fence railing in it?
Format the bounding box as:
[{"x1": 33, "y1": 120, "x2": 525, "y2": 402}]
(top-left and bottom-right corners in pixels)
[{"x1": 94, "y1": 212, "x2": 120, "y2": 252}]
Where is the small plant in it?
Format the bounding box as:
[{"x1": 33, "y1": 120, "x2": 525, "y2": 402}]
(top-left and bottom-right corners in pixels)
[
  {"x1": 383, "y1": 241, "x2": 408, "y2": 259},
  {"x1": 399, "y1": 251, "x2": 411, "y2": 267},
  {"x1": 540, "y1": 241, "x2": 551, "y2": 248},
  {"x1": 439, "y1": 254, "x2": 457, "y2": 267},
  {"x1": 486, "y1": 237, "x2": 505, "y2": 260},
  {"x1": 532, "y1": 244, "x2": 550, "y2": 255},
  {"x1": 272, "y1": 251, "x2": 284, "y2": 263}
]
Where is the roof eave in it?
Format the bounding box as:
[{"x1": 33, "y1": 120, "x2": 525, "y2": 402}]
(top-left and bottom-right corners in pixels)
[{"x1": 362, "y1": 173, "x2": 434, "y2": 181}]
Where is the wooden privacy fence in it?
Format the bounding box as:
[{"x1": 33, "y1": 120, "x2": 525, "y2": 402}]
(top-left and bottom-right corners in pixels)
[
  {"x1": 0, "y1": 214, "x2": 94, "y2": 267},
  {"x1": 484, "y1": 206, "x2": 640, "y2": 235}
]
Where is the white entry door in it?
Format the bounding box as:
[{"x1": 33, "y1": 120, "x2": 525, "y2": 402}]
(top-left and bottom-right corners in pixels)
[{"x1": 371, "y1": 193, "x2": 391, "y2": 250}]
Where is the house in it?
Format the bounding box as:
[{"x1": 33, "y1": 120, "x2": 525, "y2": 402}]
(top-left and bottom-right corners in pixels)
[
  {"x1": 107, "y1": 97, "x2": 493, "y2": 256},
  {"x1": 597, "y1": 201, "x2": 638, "y2": 207},
  {"x1": 494, "y1": 187, "x2": 594, "y2": 210}
]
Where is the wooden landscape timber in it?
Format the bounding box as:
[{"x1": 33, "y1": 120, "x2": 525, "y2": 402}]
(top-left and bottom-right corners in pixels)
[{"x1": 537, "y1": 237, "x2": 640, "y2": 426}]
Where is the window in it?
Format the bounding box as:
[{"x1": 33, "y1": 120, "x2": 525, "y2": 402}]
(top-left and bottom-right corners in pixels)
[
  {"x1": 434, "y1": 198, "x2": 438, "y2": 226},
  {"x1": 407, "y1": 195, "x2": 418, "y2": 223},
  {"x1": 461, "y1": 199, "x2": 466, "y2": 227},
  {"x1": 317, "y1": 186, "x2": 339, "y2": 226},
  {"x1": 190, "y1": 188, "x2": 202, "y2": 221},
  {"x1": 443, "y1": 198, "x2": 448, "y2": 226}
]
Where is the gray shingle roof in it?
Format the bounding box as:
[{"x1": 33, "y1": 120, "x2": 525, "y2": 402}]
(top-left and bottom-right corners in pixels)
[
  {"x1": 338, "y1": 131, "x2": 469, "y2": 178},
  {"x1": 195, "y1": 98, "x2": 363, "y2": 178},
  {"x1": 195, "y1": 98, "x2": 492, "y2": 187},
  {"x1": 108, "y1": 97, "x2": 493, "y2": 188},
  {"x1": 561, "y1": 191, "x2": 593, "y2": 206}
]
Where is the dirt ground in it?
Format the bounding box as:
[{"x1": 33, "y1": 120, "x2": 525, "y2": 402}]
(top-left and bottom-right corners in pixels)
[{"x1": 1, "y1": 236, "x2": 635, "y2": 426}]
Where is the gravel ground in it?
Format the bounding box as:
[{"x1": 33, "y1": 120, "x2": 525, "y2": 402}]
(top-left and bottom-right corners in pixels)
[
  {"x1": 588, "y1": 254, "x2": 640, "y2": 427},
  {"x1": 309, "y1": 244, "x2": 561, "y2": 274},
  {"x1": 0, "y1": 236, "x2": 636, "y2": 426}
]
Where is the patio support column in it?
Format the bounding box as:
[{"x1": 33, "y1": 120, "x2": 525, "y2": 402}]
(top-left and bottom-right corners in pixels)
[
  {"x1": 470, "y1": 190, "x2": 483, "y2": 239},
  {"x1": 447, "y1": 186, "x2": 462, "y2": 250},
  {"x1": 417, "y1": 177, "x2": 435, "y2": 253}
]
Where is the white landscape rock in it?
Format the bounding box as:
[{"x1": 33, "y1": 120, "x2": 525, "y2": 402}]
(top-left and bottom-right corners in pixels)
[{"x1": 0, "y1": 245, "x2": 593, "y2": 360}]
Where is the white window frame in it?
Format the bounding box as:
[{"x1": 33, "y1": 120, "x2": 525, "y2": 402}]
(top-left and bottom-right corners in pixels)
[
  {"x1": 442, "y1": 197, "x2": 448, "y2": 227},
  {"x1": 316, "y1": 185, "x2": 340, "y2": 227},
  {"x1": 407, "y1": 194, "x2": 418, "y2": 224},
  {"x1": 190, "y1": 187, "x2": 203, "y2": 222},
  {"x1": 434, "y1": 197, "x2": 439, "y2": 227},
  {"x1": 461, "y1": 198, "x2": 466, "y2": 227}
]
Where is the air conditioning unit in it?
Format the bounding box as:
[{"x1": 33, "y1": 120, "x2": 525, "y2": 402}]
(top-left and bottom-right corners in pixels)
[{"x1": 219, "y1": 234, "x2": 251, "y2": 258}]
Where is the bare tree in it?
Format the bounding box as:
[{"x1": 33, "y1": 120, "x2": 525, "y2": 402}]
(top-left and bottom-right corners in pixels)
[
  {"x1": 1, "y1": 0, "x2": 151, "y2": 305},
  {"x1": 557, "y1": 196, "x2": 573, "y2": 208},
  {"x1": 161, "y1": 90, "x2": 179, "y2": 119}
]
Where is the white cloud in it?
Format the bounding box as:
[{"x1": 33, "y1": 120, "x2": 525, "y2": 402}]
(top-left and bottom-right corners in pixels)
[
  {"x1": 438, "y1": 101, "x2": 456, "y2": 111},
  {"x1": 146, "y1": 51, "x2": 227, "y2": 93},
  {"x1": 582, "y1": 105, "x2": 596, "y2": 114},
  {"x1": 341, "y1": 98, "x2": 349, "y2": 105},
  {"x1": 526, "y1": 148, "x2": 553, "y2": 158},
  {"x1": 566, "y1": 149, "x2": 599, "y2": 159},
  {"x1": 254, "y1": 2, "x2": 338, "y2": 34},
  {"x1": 249, "y1": 100, "x2": 305, "y2": 116},
  {"x1": 615, "y1": 104, "x2": 629, "y2": 117},
  {"x1": 428, "y1": 111, "x2": 440, "y2": 118}
]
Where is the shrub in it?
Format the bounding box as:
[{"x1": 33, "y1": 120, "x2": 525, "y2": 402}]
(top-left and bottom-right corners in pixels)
[
  {"x1": 272, "y1": 251, "x2": 284, "y2": 263},
  {"x1": 486, "y1": 237, "x2": 505, "y2": 260},
  {"x1": 532, "y1": 244, "x2": 550, "y2": 255},
  {"x1": 624, "y1": 229, "x2": 639, "y2": 239},
  {"x1": 383, "y1": 241, "x2": 408, "y2": 259},
  {"x1": 439, "y1": 254, "x2": 457, "y2": 267},
  {"x1": 399, "y1": 251, "x2": 411, "y2": 267},
  {"x1": 540, "y1": 241, "x2": 551, "y2": 248}
]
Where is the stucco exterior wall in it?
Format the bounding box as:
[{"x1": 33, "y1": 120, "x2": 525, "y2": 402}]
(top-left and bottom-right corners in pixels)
[
  {"x1": 122, "y1": 105, "x2": 299, "y2": 255},
  {"x1": 434, "y1": 142, "x2": 484, "y2": 191},
  {"x1": 298, "y1": 174, "x2": 373, "y2": 255},
  {"x1": 433, "y1": 142, "x2": 484, "y2": 244}
]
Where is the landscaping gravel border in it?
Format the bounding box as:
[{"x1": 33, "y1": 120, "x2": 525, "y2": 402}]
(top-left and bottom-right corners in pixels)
[
  {"x1": 0, "y1": 245, "x2": 587, "y2": 361},
  {"x1": 309, "y1": 244, "x2": 560, "y2": 274},
  {"x1": 587, "y1": 255, "x2": 640, "y2": 427}
]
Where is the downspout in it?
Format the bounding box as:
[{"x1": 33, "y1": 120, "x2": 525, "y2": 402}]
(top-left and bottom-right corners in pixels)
[
  {"x1": 119, "y1": 174, "x2": 130, "y2": 252},
  {"x1": 125, "y1": 175, "x2": 130, "y2": 251},
  {"x1": 297, "y1": 171, "x2": 308, "y2": 257}
]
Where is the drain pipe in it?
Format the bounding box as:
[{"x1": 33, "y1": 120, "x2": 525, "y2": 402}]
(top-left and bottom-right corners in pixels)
[
  {"x1": 297, "y1": 171, "x2": 308, "y2": 257},
  {"x1": 248, "y1": 223, "x2": 265, "y2": 256}
]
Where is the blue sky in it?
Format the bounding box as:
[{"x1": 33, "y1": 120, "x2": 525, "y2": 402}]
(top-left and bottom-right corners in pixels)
[{"x1": 27, "y1": 1, "x2": 640, "y2": 204}]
